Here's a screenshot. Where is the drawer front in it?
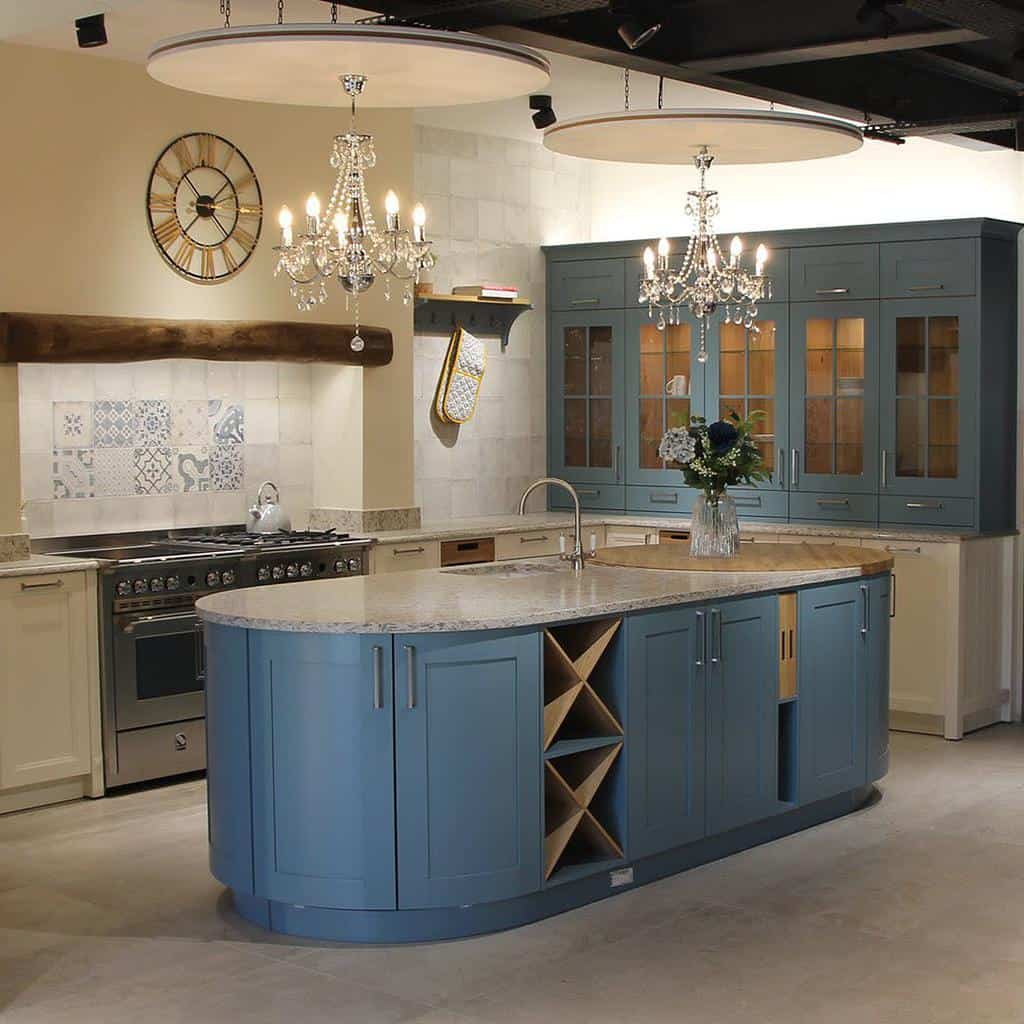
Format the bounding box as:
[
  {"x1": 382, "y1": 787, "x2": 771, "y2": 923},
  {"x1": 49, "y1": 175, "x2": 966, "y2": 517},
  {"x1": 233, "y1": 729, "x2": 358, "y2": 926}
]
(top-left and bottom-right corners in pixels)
[
  {"x1": 776, "y1": 533, "x2": 863, "y2": 546},
  {"x1": 605, "y1": 525, "x2": 659, "y2": 546},
  {"x1": 791, "y1": 244, "x2": 879, "y2": 301},
  {"x1": 550, "y1": 258, "x2": 626, "y2": 311},
  {"x1": 494, "y1": 530, "x2": 563, "y2": 560},
  {"x1": 550, "y1": 483, "x2": 625, "y2": 511},
  {"x1": 879, "y1": 494, "x2": 976, "y2": 528},
  {"x1": 626, "y1": 484, "x2": 697, "y2": 515},
  {"x1": 790, "y1": 491, "x2": 878, "y2": 523},
  {"x1": 728, "y1": 488, "x2": 790, "y2": 520},
  {"x1": 116, "y1": 719, "x2": 206, "y2": 786},
  {"x1": 372, "y1": 541, "x2": 441, "y2": 574},
  {"x1": 439, "y1": 537, "x2": 495, "y2": 567},
  {"x1": 880, "y1": 238, "x2": 976, "y2": 298}
]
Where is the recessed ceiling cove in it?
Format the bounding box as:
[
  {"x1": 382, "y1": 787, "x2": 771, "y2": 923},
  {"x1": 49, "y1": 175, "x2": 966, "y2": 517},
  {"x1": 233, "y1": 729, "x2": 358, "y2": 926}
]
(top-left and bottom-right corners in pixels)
[
  {"x1": 147, "y1": 23, "x2": 550, "y2": 107},
  {"x1": 543, "y1": 108, "x2": 864, "y2": 165}
]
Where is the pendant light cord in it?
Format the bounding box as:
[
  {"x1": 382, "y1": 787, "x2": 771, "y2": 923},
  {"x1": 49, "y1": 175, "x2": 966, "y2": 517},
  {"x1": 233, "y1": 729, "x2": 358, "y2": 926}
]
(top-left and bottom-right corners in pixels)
[{"x1": 624, "y1": 68, "x2": 630, "y2": 110}]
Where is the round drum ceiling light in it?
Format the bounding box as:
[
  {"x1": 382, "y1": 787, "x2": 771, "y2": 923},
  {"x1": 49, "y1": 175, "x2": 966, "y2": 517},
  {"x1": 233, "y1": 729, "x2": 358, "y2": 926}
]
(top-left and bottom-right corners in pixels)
[
  {"x1": 147, "y1": 22, "x2": 550, "y2": 108},
  {"x1": 543, "y1": 107, "x2": 863, "y2": 165}
]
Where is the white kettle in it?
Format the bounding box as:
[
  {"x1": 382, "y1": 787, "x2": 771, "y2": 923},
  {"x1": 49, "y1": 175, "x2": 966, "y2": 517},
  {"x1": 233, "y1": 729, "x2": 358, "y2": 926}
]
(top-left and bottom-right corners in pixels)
[{"x1": 246, "y1": 481, "x2": 292, "y2": 534}]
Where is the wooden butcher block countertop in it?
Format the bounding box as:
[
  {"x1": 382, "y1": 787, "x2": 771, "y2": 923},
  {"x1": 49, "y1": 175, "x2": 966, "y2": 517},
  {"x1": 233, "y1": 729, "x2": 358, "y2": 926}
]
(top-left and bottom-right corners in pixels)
[{"x1": 591, "y1": 542, "x2": 894, "y2": 575}]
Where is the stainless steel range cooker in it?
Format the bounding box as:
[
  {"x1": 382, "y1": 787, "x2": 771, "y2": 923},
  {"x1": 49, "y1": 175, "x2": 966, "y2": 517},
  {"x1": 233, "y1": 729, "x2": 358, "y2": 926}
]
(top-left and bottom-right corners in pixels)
[{"x1": 47, "y1": 528, "x2": 372, "y2": 787}]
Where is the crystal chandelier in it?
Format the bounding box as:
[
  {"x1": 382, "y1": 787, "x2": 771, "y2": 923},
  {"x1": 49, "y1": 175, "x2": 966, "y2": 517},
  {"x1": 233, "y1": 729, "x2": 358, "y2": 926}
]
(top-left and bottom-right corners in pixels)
[
  {"x1": 274, "y1": 73, "x2": 435, "y2": 351},
  {"x1": 640, "y1": 147, "x2": 770, "y2": 364}
]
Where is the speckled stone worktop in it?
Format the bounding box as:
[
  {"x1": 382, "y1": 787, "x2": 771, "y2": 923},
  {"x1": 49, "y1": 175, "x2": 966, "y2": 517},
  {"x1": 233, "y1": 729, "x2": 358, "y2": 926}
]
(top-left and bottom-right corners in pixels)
[
  {"x1": 0, "y1": 554, "x2": 99, "y2": 578},
  {"x1": 367, "y1": 512, "x2": 1007, "y2": 546},
  {"x1": 197, "y1": 557, "x2": 890, "y2": 635}
]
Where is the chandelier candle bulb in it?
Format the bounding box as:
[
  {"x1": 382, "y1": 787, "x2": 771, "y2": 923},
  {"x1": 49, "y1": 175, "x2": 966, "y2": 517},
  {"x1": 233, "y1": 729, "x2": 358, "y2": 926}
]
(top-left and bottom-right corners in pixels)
[
  {"x1": 756, "y1": 243, "x2": 768, "y2": 276},
  {"x1": 333, "y1": 211, "x2": 348, "y2": 248},
  {"x1": 643, "y1": 246, "x2": 655, "y2": 280},
  {"x1": 385, "y1": 190, "x2": 400, "y2": 232},
  {"x1": 657, "y1": 237, "x2": 670, "y2": 270},
  {"x1": 305, "y1": 193, "x2": 321, "y2": 234},
  {"x1": 730, "y1": 235, "x2": 742, "y2": 266},
  {"x1": 412, "y1": 203, "x2": 426, "y2": 243},
  {"x1": 278, "y1": 206, "x2": 294, "y2": 247},
  {"x1": 707, "y1": 247, "x2": 718, "y2": 270}
]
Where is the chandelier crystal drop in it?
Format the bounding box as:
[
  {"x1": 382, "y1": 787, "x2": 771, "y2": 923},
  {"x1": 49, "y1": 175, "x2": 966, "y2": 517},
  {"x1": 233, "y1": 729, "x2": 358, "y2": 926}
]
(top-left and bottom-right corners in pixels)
[
  {"x1": 274, "y1": 73, "x2": 435, "y2": 351},
  {"x1": 639, "y1": 147, "x2": 770, "y2": 364}
]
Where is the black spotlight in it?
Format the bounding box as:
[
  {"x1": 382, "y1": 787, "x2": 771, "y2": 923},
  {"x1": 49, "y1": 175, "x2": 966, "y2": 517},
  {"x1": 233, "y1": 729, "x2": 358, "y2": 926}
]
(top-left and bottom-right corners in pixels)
[
  {"x1": 530, "y1": 94, "x2": 557, "y2": 130},
  {"x1": 75, "y1": 13, "x2": 108, "y2": 48},
  {"x1": 855, "y1": 0, "x2": 898, "y2": 36},
  {"x1": 611, "y1": 1, "x2": 661, "y2": 50}
]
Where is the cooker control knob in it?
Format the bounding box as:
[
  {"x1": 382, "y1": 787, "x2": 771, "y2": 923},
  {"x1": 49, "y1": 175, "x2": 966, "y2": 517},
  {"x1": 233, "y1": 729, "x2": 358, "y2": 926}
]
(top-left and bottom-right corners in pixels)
[
  {"x1": 165, "y1": 576, "x2": 180, "y2": 591},
  {"x1": 206, "y1": 571, "x2": 221, "y2": 588},
  {"x1": 257, "y1": 566, "x2": 271, "y2": 582},
  {"x1": 272, "y1": 565, "x2": 285, "y2": 580},
  {"x1": 334, "y1": 560, "x2": 346, "y2": 574},
  {"x1": 149, "y1": 577, "x2": 165, "y2": 593},
  {"x1": 222, "y1": 569, "x2": 236, "y2": 585},
  {"x1": 116, "y1": 580, "x2": 132, "y2": 597},
  {"x1": 133, "y1": 579, "x2": 148, "y2": 594},
  {"x1": 299, "y1": 561, "x2": 313, "y2": 578},
  {"x1": 286, "y1": 563, "x2": 299, "y2": 579},
  {"x1": 347, "y1": 557, "x2": 362, "y2": 573}
]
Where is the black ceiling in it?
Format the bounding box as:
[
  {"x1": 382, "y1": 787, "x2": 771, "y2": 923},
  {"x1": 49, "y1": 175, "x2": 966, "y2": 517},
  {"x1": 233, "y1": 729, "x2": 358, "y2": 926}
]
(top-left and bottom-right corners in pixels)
[{"x1": 335, "y1": 0, "x2": 1024, "y2": 148}]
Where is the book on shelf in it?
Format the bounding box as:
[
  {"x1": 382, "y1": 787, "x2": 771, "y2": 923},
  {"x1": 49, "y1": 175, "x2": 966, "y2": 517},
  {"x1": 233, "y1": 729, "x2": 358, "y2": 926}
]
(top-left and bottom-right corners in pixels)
[{"x1": 452, "y1": 284, "x2": 520, "y2": 300}]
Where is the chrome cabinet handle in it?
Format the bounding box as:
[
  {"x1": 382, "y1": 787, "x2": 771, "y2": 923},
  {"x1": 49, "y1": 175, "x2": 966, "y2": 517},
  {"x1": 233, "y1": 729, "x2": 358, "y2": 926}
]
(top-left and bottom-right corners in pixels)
[
  {"x1": 881, "y1": 449, "x2": 888, "y2": 489},
  {"x1": 194, "y1": 622, "x2": 206, "y2": 683},
  {"x1": 733, "y1": 496, "x2": 762, "y2": 508},
  {"x1": 519, "y1": 534, "x2": 550, "y2": 544},
  {"x1": 815, "y1": 287, "x2": 850, "y2": 295},
  {"x1": 20, "y1": 579, "x2": 64, "y2": 591},
  {"x1": 614, "y1": 445, "x2": 622, "y2": 481},
  {"x1": 710, "y1": 608, "x2": 721, "y2": 665},
  {"x1": 905, "y1": 501, "x2": 943, "y2": 510},
  {"x1": 576, "y1": 488, "x2": 599, "y2": 497},
  {"x1": 890, "y1": 573, "x2": 897, "y2": 618},
  {"x1": 695, "y1": 610, "x2": 705, "y2": 667},
  {"x1": 817, "y1": 498, "x2": 850, "y2": 507},
  {"x1": 885, "y1": 544, "x2": 921, "y2": 554},
  {"x1": 649, "y1": 492, "x2": 678, "y2": 504},
  {"x1": 778, "y1": 448, "x2": 785, "y2": 488},
  {"x1": 120, "y1": 612, "x2": 197, "y2": 633},
  {"x1": 372, "y1": 645, "x2": 384, "y2": 710},
  {"x1": 569, "y1": 297, "x2": 599, "y2": 306},
  {"x1": 907, "y1": 283, "x2": 944, "y2": 291},
  {"x1": 405, "y1": 645, "x2": 416, "y2": 709},
  {"x1": 393, "y1": 546, "x2": 425, "y2": 556},
  {"x1": 791, "y1": 449, "x2": 799, "y2": 487},
  {"x1": 860, "y1": 585, "x2": 869, "y2": 636}
]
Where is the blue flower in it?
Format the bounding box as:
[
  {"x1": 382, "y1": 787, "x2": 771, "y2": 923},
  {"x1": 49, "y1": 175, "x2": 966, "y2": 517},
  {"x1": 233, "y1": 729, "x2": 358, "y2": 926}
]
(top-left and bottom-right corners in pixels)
[{"x1": 707, "y1": 420, "x2": 739, "y2": 453}]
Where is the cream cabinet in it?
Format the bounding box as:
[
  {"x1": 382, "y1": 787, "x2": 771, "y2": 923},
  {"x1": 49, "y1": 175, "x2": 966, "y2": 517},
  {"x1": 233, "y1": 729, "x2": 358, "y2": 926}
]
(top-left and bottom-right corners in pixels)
[
  {"x1": 495, "y1": 525, "x2": 606, "y2": 561},
  {"x1": 370, "y1": 541, "x2": 441, "y2": 575},
  {"x1": 0, "y1": 570, "x2": 103, "y2": 813},
  {"x1": 605, "y1": 525, "x2": 659, "y2": 547}
]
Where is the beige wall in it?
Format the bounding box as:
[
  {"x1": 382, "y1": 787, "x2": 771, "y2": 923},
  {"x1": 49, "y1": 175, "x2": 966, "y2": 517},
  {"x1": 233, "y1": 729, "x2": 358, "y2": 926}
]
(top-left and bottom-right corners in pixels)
[{"x1": 0, "y1": 42, "x2": 415, "y2": 530}]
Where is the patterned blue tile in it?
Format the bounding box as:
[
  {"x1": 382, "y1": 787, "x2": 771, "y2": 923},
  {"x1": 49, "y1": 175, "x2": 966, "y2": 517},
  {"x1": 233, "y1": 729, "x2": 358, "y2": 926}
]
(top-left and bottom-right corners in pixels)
[
  {"x1": 133, "y1": 400, "x2": 171, "y2": 446},
  {"x1": 52, "y1": 448, "x2": 94, "y2": 500},
  {"x1": 209, "y1": 444, "x2": 244, "y2": 491},
  {"x1": 209, "y1": 399, "x2": 244, "y2": 444},
  {"x1": 174, "y1": 447, "x2": 210, "y2": 493},
  {"x1": 134, "y1": 446, "x2": 175, "y2": 495},
  {"x1": 53, "y1": 402, "x2": 94, "y2": 447},
  {"x1": 93, "y1": 401, "x2": 133, "y2": 448},
  {"x1": 93, "y1": 447, "x2": 135, "y2": 498},
  {"x1": 170, "y1": 401, "x2": 208, "y2": 446}
]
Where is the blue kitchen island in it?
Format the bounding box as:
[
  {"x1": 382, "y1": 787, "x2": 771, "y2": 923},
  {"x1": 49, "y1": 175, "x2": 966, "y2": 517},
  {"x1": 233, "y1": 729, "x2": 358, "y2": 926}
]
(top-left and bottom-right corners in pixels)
[{"x1": 196, "y1": 548, "x2": 891, "y2": 943}]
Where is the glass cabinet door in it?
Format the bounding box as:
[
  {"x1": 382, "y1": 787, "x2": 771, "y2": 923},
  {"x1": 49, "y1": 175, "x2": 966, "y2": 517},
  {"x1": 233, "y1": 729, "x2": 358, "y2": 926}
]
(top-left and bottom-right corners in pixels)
[
  {"x1": 789, "y1": 301, "x2": 879, "y2": 494},
  {"x1": 880, "y1": 298, "x2": 976, "y2": 498},
  {"x1": 705, "y1": 303, "x2": 789, "y2": 490},
  {"x1": 549, "y1": 310, "x2": 625, "y2": 485},
  {"x1": 625, "y1": 307, "x2": 709, "y2": 485}
]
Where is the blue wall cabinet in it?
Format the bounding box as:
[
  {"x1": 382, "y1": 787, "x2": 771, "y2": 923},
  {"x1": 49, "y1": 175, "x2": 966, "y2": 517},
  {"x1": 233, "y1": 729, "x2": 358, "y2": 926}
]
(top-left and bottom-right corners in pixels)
[
  {"x1": 627, "y1": 607, "x2": 706, "y2": 859},
  {"x1": 880, "y1": 238, "x2": 976, "y2": 299},
  {"x1": 866, "y1": 575, "x2": 892, "y2": 781},
  {"x1": 789, "y1": 300, "x2": 880, "y2": 496},
  {"x1": 550, "y1": 258, "x2": 626, "y2": 311},
  {"x1": 705, "y1": 595, "x2": 779, "y2": 834},
  {"x1": 797, "y1": 581, "x2": 868, "y2": 803},
  {"x1": 548, "y1": 309, "x2": 626, "y2": 489},
  {"x1": 879, "y1": 297, "x2": 978, "y2": 504},
  {"x1": 395, "y1": 630, "x2": 542, "y2": 909},
  {"x1": 790, "y1": 243, "x2": 879, "y2": 302},
  {"x1": 249, "y1": 632, "x2": 397, "y2": 910}
]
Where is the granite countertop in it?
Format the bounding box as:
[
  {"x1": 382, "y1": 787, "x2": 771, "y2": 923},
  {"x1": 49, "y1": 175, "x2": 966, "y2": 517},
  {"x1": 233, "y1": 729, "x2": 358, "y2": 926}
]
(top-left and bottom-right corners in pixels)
[
  {"x1": 0, "y1": 554, "x2": 100, "y2": 578},
  {"x1": 367, "y1": 512, "x2": 1005, "y2": 546},
  {"x1": 197, "y1": 557, "x2": 888, "y2": 635}
]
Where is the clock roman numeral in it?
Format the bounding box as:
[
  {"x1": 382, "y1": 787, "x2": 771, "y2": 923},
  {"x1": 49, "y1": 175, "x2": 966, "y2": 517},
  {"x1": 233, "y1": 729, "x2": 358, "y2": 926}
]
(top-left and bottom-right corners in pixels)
[
  {"x1": 233, "y1": 225, "x2": 257, "y2": 251},
  {"x1": 173, "y1": 236, "x2": 196, "y2": 270},
  {"x1": 154, "y1": 161, "x2": 180, "y2": 188},
  {"x1": 201, "y1": 248, "x2": 216, "y2": 279},
  {"x1": 196, "y1": 133, "x2": 216, "y2": 168},
  {"x1": 232, "y1": 171, "x2": 255, "y2": 193},
  {"x1": 153, "y1": 216, "x2": 181, "y2": 248},
  {"x1": 172, "y1": 137, "x2": 195, "y2": 174},
  {"x1": 148, "y1": 192, "x2": 177, "y2": 213},
  {"x1": 220, "y1": 243, "x2": 238, "y2": 274}
]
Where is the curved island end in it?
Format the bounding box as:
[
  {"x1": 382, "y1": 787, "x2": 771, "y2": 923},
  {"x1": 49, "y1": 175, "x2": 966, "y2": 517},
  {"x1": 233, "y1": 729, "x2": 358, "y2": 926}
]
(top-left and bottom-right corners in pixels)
[{"x1": 197, "y1": 547, "x2": 892, "y2": 944}]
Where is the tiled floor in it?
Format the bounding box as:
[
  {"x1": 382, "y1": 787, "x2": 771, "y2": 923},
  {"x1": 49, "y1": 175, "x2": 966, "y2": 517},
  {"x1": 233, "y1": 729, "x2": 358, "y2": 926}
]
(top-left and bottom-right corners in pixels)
[{"x1": 2, "y1": 727, "x2": 1024, "y2": 1022}]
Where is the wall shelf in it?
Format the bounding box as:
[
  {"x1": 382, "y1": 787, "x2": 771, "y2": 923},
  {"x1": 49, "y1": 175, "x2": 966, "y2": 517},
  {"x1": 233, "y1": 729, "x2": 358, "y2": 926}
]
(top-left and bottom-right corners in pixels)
[{"x1": 414, "y1": 294, "x2": 533, "y2": 349}]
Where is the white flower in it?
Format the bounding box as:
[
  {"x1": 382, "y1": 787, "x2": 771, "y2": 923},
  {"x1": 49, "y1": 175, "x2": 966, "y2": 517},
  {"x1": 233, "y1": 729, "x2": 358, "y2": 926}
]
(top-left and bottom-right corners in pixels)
[{"x1": 658, "y1": 427, "x2": 696, "y2": 466}]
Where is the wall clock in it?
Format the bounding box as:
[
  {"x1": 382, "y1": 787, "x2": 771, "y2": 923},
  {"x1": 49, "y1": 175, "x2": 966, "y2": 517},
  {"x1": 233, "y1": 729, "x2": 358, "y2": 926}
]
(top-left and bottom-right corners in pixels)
[{"x1": 146, "y1": 132, "x2": 263, "y2": 283}]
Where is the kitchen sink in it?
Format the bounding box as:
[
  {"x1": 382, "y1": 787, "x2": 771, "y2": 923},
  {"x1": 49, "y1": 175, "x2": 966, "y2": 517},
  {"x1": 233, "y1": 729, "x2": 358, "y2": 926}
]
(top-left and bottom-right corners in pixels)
[{"x1": 443, "y1": 561, "x2": 567, "y2": 579}]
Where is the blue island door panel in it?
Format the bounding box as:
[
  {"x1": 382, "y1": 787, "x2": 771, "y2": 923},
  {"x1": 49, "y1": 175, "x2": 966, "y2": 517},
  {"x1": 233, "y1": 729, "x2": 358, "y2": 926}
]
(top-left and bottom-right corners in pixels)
[
  {"x1": 395, "y1": 630, "x2": 542, "y2": 910},
  {"x1": 866, "y1": 575, "x2": 892, "y2": 782},
  {"x1": 798, "y1": 580, "x2": 868, "y2": 802},
  {"x1": 627, "y1": 607, "x2": 706, "y2": 859},
  {"x1": 249, "y1": 632, "x2": 397, "y2": 910},
  {"x1": 706, "y1": 595, "x2": 778, "y2": 835}
]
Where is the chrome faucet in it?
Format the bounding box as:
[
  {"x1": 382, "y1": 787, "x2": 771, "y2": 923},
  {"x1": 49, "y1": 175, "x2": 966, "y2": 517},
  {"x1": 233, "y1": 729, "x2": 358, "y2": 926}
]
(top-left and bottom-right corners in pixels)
[{"x1": 517, "y1": 477, "x2": 595, "y2": 573}]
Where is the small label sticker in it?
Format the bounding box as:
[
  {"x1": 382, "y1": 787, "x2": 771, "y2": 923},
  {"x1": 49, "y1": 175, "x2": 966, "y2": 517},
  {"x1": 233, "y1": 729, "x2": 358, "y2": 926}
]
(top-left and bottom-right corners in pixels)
[{"x1": 610, "y1": 867, "x2": 634, "y2": 888}]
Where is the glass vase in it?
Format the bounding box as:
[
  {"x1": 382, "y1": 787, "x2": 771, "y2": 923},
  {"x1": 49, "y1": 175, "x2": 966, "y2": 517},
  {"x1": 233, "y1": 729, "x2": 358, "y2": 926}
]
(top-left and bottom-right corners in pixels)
[{"x1": 689, "y1": 491, "x2": 740, "y2": 558}]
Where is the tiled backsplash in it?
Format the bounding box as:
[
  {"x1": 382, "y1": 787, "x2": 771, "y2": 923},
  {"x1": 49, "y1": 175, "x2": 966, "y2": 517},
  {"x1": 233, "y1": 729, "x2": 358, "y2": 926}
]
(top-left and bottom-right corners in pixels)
[{"x1": 20, "y1": 360, "x2": 313, "y2": 538}]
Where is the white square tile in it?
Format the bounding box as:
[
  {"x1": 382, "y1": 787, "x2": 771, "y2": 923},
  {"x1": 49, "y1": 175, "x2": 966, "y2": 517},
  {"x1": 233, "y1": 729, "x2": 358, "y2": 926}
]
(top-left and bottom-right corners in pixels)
[
  {"x1": 132, "y1": 360, "x2": 173, "y2": 398},
  {"x1": 206, "y1": 362, "x2": 243, "y2": 397},
  {"x1": 24, "y1": 499, "x2": 54, "y2": 538},
  {"x1": 450, "y1": 157, "x2": 480, "y2": 199},
  {"x1": 242, "y1": 362, "x2": 279, "y2": 399},
  {"x1": 450, "y1": 197, "x2": 477, "y2": 241},
  {"x1": 94, "y1": 364, "x2": 134, "y2": 400},
  {"x1": 210, "y1": 490, "x2": 247, "y2": 525},
  {"x1": 20, "y1": 452, "x2": 50, "y2": 503},
  {"x1": 170, "y1": 400, "x2": 209, "y2": 446},
  {"x1": 20, "y1": 399, "x2": 53, "y2": 452},
  {"x1": 18, "y1": 364, "x2": 53, "y2": 401},
  {"x1": 170, "y1": 360, "x2": 208, "y2": 399},
  {"x1": 52, "y1": 497, "x2": 99, "y2": 537},
  {"x1": 421, "y1": 194, "x2": 450, "y2": 238},
  {"x1": 505, "y1": 138, "x2": 533, "y2": 167},
  {"x1": 245, "y1": 399, "x2": 279, "y2": 445},
  {"x1": 243, "y1": 444, "x2": 280, "y2": 488},
  {"x1": 278, "y1": 444, "x2": 313, "y2": 486},
  {"x1": 478, "y1": 200, "x2": 504, "y2": 243},
  {"x1": 414, "y1": 153, "x2": 449, "y2": 195},
  {"x1": 53, "y1": 402, "x2": 94, "y2": 447},
  {"x1": 277, "y1": 364, "x2": 312, "y2": 399},
  {"x1": 51, "y1": 364, "x2": 95, "y2": 401},
  {"x1": 172, "y1": 491, "x2": 213, "y2": 527},
  {"x1": 278, "y1": 399, "x2": 312, "y2": 444}
]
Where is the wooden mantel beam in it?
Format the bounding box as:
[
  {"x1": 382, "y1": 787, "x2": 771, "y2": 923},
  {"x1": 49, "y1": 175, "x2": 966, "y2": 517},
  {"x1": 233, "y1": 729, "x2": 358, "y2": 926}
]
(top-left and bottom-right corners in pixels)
[{"x1": 0, "y1": 312, "x2": 393, "y2": 367}]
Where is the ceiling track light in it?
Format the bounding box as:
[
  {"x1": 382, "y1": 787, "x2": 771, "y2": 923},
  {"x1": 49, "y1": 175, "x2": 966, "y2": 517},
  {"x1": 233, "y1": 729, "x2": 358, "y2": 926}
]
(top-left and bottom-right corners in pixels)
[
  {"x1": 610, "y1": 1, "x2": 661, "y2": 51},
  {"x1": 530, "y1": 94, "x2": 557, "y2": 130},
  {"x1": 75, "y1": 13, "x2": 108, "y2": 48}
]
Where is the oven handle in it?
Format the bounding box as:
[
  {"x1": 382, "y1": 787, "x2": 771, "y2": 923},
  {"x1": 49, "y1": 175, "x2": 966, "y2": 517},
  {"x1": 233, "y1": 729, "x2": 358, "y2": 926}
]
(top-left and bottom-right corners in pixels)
[
  {"x1": 195, "y1": 622, "x2": 206, "y2": 683},
  {"x1": 119, "y1": 612, "x2": 198, "y2": 634}
]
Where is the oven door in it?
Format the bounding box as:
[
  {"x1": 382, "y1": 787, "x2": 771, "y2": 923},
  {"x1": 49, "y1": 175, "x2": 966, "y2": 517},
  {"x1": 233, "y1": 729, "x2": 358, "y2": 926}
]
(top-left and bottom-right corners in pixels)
[{"x1": 112, "y1": 609, "x2": 206, "y2": 731}]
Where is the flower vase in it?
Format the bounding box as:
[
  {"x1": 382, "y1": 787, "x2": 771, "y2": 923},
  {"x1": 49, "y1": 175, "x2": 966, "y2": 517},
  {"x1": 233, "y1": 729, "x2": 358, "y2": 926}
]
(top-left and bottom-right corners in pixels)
[{"x1": 690, "y1": 491, "x2": 740, "y2": 558}]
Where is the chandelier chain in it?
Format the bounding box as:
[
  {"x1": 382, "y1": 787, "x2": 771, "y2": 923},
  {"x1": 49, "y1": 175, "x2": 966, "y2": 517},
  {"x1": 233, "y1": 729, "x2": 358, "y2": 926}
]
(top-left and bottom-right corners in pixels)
[
  {"x1": 278, "y1": 0, "x2": 284, "y2": 25},
  {"x1": 221, "y1": 0, "x2": 230, "y2": 28},
  {"x1": 331, "y1": 3, "x2": 338, "y2": 23},
  {"x1": 624, "y1": 68, "x2": 630, "y2": 111}
]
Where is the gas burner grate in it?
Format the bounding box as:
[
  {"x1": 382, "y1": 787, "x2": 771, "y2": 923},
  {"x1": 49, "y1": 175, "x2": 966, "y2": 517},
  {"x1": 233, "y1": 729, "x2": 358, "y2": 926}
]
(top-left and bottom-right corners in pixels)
[{"x1": 176, "y1": 529, "x2": 350, "y2": 548}]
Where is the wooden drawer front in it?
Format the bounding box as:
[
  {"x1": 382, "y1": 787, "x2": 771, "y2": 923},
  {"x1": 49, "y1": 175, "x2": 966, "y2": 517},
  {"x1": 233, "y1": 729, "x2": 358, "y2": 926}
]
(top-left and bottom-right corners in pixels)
[
  {"x1": 728, "y1": 488, "x2": 789, "y2": 520},
  {"x1": 658, "y1": 528, "x2": 691, "y2": 544},
  {"x1": 495, "y1": 531, "x2": 563, "y2": 560},
  {"x1": 550, "y1": 483, "x2": 625, "y2": 511},
  {"x1": 790, "y1": 491, "x2": 878, "y2": 523},
  {"x1": 778, "y1": 593, "x2": 797, "y2": 700},
  {"x1": 550, "y1": 259, "x2": 625, "y2": 311},
  {"x1": 881, "y1": 239, "x2": 976, "y2": 298},
  {"x1": 626, "y1": 484, "x2": 696, "y2": 515},
  {"x1": 440, "y1": 537, "x2": 495, "y2": 567},
  {"x1": 372, "y1": 541, "x2": 441, "y2": 574},
  {"x1": 879, "y1": 495, "x2": 975, "y2": 528},
  {"x1": 791, "y1": 244, "x2": 879, "y2": 301}
]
